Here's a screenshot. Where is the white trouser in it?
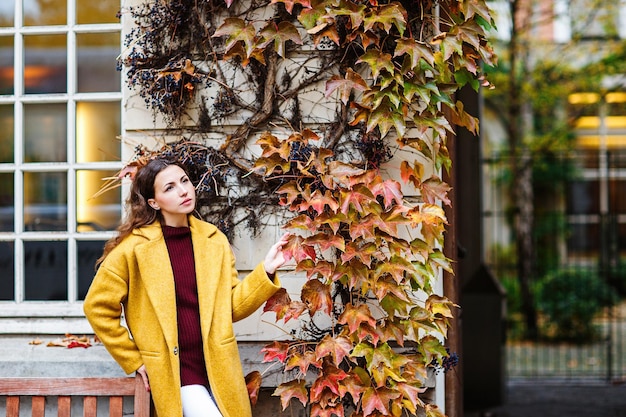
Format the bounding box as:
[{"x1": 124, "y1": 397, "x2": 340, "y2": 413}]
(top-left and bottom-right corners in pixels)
[{"x1": 180, "y1": 384, "x2": 223, "y2": 417}]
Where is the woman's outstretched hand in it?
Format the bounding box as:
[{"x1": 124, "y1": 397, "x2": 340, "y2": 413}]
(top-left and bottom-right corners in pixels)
[{"x1": 264, "y1": 233, "x2": 291, "y2": 275}]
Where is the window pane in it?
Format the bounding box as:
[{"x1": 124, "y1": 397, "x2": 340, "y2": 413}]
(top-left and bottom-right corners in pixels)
[
  {"x1": 24, "y1": 240, "x2": 67, "y2": 301},
  {"x1": 0, "y1": 104, "x2": 13, "y2": 162},
  {"x1": 0, "y1": 2, "x2": 14, "y2": 27},
  {"x1": 0, "y1": 173, "x2": 13, "y2": 232},
  {"x1": 0, "y1": 36, "x2": 13, "y2": 95},
  {"x1": 0, "y1": 241, "x2": 14, "y2": 300},
  {"x1": 24, "y1": 103, "x2": 67, "y2": 163},
  {"x1": 24, "y1": 34, "x2": 67, "y2": 94},
  {"x1": 24, "y1": 0, "x2": 67, "y2": 26},
  {"x1": 77, "y1": 240, "x2": 106, "y2": 300},
  {"x1": 77, "y1": 0, "x2": 119, "y2": 25},
  {"x1": 77, "y1": 32, "x2": 121, "y2": 93},
  {"x1": 567, "y1": 180, "x2": 600, "y2": 215},
  {"x1": 609, "y1": 180, "x2": 626, "y2": 214},
  {"x1": 567, "y1": 222, "x2": 599, "y2": 257},
  {"x1": 76, "y1": 101, "x2": 120, "y2": 162},
  {"x1": 24, "y1": 171, "x2": 67, "y2": 231},
  {"x1": 76, "y1": 170, "x2": 121, "y2": 232}
]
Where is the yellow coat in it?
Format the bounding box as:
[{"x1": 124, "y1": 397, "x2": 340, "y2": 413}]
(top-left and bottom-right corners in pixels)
[{"x1": 83, "y1": 216, "x2": 281, "y2": 417}]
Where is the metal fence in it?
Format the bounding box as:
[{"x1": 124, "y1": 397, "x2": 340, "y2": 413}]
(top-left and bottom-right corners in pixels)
[{"x1": 482, "y1": 150, "x2": 626, "y2": 382}]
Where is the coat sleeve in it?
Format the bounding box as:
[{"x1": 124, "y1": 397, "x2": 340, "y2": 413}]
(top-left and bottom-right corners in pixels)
[
  {"x1": 83, "y1": 257, "x2": 144, "y2": 375},
  {"x1": 227, "y1": 245, "x2": 282, "y2": 322}
]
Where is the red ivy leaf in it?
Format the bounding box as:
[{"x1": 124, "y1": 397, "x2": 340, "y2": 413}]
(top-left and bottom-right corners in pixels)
[
  {"x1": 337, "y1": 303, "x2": 377, "y2": 334},
  {"x1": 286, "y1": 349, "x2": 322, "y2": 374},
  {"x1": 361, "y1": 387, "x2": 401, "y2": 416},
  {"x1": 420, "y1": 175, "x2": 452, "y2": 205},
  {"x1": 370, "y1": 178, "x2": 404, "y2": 209},
  {"x1": 273, "y1": 379, "x2": 308, "y2": 410},
  {"x1": 301, "y1": 279, "x2": 333, "y2": 316},
  {"x1": 261, "y1": 340, "x2": 290, "y2": 363},
  {"x1": 310, "y1": 363, "x2": 349, "y2": 401},
  {"x1": 325, "y1": 68, "x2": 368, "y2": 104},
  {"x1": 245, "y1": 371, "x2": 262, "y2": 406},
  {"x1": 315, "y1": 334, "x2": 354, "y2": 365},
  {"x1": 263, "y1": 288, "x2": 292, "y2": 320}
]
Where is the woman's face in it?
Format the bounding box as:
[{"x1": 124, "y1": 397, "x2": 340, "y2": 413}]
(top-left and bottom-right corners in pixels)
[{"x1": 147, "y1": 165, "x2": 196, "y2": 227}]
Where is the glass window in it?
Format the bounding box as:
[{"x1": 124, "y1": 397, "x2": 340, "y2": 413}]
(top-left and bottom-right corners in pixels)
[
  {"x1": 0, "y1": 36, "x2": 13, "y2": 95},
  {"x1": 567, "y1": 180, "x2": 600, "y2": 215},
  {"x1": 567, "y1": 223, "x2": 600, "y2": 256},
  {"x1": 0, "y1": 173, "x2": 13, "y2": 232},
  {"x1": 24, "y1": 103, "x2": 67, "y2": 163},
  {"x1": 24, "y1": 171, "x2": 67, "y2": 231},
  {"x1": 77, "y1": 32, "x2": 121, "y2": 93},
  {"x1": 0, "y1": 2, "x2": 15, "y2": 27},
  {"x1": 77, "y1": 0, "x2": 119, "y2": 25},
  {"x1": 0, "y1": 105, "x2": 13, "y2": 162},
  {"x1": 609, "y1": 180, "x2": 626, "y2": 214},
  {"x1": 1, "y1": 0, "x2": 122, "y2": 324},
  {"x1": 24, "y1": 34, "x2": 67, "y2": 94},
  {"x1": 24, "y1": 240, "x2": 67, "y2": 301},
  {"x1": 76, "y1": 170, "x2": 121, "y2": 232},
  {"x1": 76, "y1": 101, "x2": 121, "y2": 162},
  {"x1": 0, "y1": 241, "x2": 14, "y2": 300},
  {"x1": 23, "y1": 0, "x2": 67, "y2": 26},
  {"x1": 77, "y1": 240, "x2": 106, "y2": 300}
]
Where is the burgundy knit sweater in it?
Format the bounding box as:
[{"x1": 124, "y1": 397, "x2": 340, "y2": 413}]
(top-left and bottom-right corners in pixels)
[{"x1": 162, "y1": 225, "x2": 210, "y2": 387}]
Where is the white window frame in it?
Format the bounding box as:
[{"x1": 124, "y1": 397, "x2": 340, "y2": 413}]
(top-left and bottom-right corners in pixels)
[{"x1": 0, "y1": 0, "x2": 122, "y2": 334}]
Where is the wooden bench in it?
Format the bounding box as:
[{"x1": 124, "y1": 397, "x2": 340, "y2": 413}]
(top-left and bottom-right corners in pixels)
[{"x1": 0, "y1": 375, "x2": 150, "y2": 417}]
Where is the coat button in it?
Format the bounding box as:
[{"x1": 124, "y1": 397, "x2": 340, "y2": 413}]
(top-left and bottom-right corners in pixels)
[{"x1": 173, "y1": 346, "x2": 179, "y2": 355}]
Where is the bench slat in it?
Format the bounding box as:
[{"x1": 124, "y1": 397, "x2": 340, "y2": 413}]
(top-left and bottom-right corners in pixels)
[
  {"x1": 109, "y1": 396, "x2": 124, "y2": 417},
  {"x1": 58, "y1": 396, "x2": 71, "y2": 417},
  {"x1": 0, "y1": 378, "x2": 136, "y2": 396},
  {"x1": 83, "y1": 396, "x2": 97, "y2": 417},
  {"x1": 32, "y1": 396, "x2": 45, "y2": 417},
  {"x1": 6, "y1": 396, "x2": 19, "y2": 417}
]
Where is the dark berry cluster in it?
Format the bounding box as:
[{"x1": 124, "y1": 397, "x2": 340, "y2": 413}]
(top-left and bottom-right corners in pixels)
[{"x1": 356, "y1": 131, "x2": 392, "y2": 169}]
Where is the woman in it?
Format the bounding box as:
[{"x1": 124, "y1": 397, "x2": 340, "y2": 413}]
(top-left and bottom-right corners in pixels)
[{"x1": 83, "y1": 158, "x2": 289, "y2": 417}]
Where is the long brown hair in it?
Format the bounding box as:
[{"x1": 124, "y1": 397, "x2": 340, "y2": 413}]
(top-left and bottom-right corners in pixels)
[{"x1": 96, "y1": 158, "x2": 188, "y2": 267}]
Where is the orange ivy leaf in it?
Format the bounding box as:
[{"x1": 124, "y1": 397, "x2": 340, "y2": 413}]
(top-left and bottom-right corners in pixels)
[
  {"x1": 339, "y1": 186, "x2": 376, "y2": 215},
  {"x1": 273, "y1": 379, "x2": 308, "y2": 410},
  {"x1": 308, "y1": 189, "x2": 340, "y2": 215},
  {"x1": 338, "y1": 303, "x2": 377, "y2": 334},
  {"x1": 363, "y1": 3, "x2": 407, "y2": 35},
  {"x1": 259, "y1": 21, "x2": 303, "y2": 58},
  {"x1": 420, "y1": 175, "x2": 452, "y2": 205},
  {"x1": 212, "y1": 18, "x2": 257, "y2": 60},
  {"x1": 304, "y1": 232, "x2": 346, "y2": 252},
  {"x1": 370, "y1": 178, "x2": 403, "y2": 209},
  {"x1": 261, "y1": 340, "x2": 291, "y2": 363},
  {"x1": 341, "y1": 241, "x2": 379, "y2": 267},
  {"x1": 356, "y1": 49, "x2": 394, "y2": 80},
  {"x1": 395, "y1": 382, "x2": 426, "y2": 414},
  {"x1": 310, "y1": 363, "x2": 350, "y2": 400},
  {"x1": 310, "y1": 403, "x2": 345, "y2": 417},
  {"x1": 315, "y1": 334, "x2": 354, "y2": 365},
  {"x1": 425, "y1": 404, "x2": 447, "y2": 417},
  {"x1": 263, "y1": 287, "x2": 292, "y2": 319},
  {"x1": 286, "y1": 349, "x2": 322, "y2": 374},
  {"x1": 271, "y1": 0, "x2": 312, "y2": 14},
  {"x1": 400, "y1": 160, "x2": 424, "y2": 188},
  {"x1": 301, "y1": 279, "x2": 333, "y2": 316},
  {"x1": 245, "y1": 371, "x2": 262, "y2": 406},
  {"x1": 361, "y1": 387, "x2": 401, "y2": 416},
  {"x1": 325, "y1": 68, "x2": 368, "y2": 104},
  {"x1": 394, "y1": 38, "x2": 435, "y2": 69}
]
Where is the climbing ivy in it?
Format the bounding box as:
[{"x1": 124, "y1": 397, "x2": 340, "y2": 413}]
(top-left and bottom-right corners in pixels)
[{"x1": 117, "y1": 0, "x2": 496, "y2": 415}]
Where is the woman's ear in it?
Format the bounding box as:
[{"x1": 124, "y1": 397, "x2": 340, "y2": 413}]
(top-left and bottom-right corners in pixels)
[{"x1": 147, "y1": 198, "x2": 160, "y2": 210}]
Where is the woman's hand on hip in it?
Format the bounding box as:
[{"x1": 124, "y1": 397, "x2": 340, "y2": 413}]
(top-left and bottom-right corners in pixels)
[
  {"x1": 136, "y1": 364, "x2": 151, "y2": 392},
  {"x1": 264, "y1": 233, "x2": 291, "y2": 275}
]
